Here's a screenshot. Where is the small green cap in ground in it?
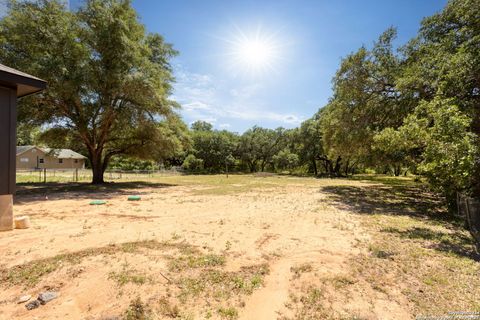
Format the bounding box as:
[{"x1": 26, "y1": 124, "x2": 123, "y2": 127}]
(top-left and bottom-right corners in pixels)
[
  {"x1": 128, "y1": 195, "x2": 141, "y2": 201},
  {"x1": 90, "y1": 200, "x2": 106, "y2": 205}
]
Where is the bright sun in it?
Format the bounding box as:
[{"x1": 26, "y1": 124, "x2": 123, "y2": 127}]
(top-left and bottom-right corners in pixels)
[
  {"x1": 226, "y1": 26, "x2": 282, "y2": 76},
  {"x1": 236, "y1": 39, "x2": 274, "y2": 68}
]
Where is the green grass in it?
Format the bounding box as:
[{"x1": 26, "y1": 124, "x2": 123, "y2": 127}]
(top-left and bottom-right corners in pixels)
[
  {"x1": 349, "y1": 173, "x2": 423, "y2": 187},
  {"x1": 109, "y1": 262, "x2": 149, "y2": 286},
  {"x1": 15, "y1": 173, "x2": 326, "y2": 196},
  {"x1": 167, "y1": 253, "x2": 226, "y2": 272}
]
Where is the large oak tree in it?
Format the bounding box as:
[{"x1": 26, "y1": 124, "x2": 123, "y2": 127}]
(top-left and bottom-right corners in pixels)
[{"x1": 0, "y1": 0, "x2": 181, "y2": 183}]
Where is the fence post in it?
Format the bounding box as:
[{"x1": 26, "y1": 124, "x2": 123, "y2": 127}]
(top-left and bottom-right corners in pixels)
[
  {"x1": 43, "y1": 168, "x2": 46, "y2": 183},
  {"x1": 75, "y1": 168, "x2": 78, "y2": 182}
]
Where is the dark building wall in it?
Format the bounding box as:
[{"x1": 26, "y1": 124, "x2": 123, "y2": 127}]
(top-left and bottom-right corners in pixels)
[{"x1": 0, "y1": 86, "x2": 16, "y2": 195}]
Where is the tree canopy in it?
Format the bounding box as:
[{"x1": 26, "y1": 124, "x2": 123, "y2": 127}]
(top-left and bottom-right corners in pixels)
[{"x1": 0, "y1": 0, "x2": 183, "y2": 183}]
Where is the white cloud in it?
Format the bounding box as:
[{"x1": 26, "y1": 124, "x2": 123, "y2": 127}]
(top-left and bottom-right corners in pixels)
[
  {"x1": 173, "y1": 65, "x2": 304, "y2": 130},
  {"x1": 228, "y1": 109, "x2": 303, "y2": 124},
  {"x1": 229, "y1": 84, "x2": 262, "y2": 99},
  {"x1": 183, "y1": 101, "x2": 212, "y2": 111}
]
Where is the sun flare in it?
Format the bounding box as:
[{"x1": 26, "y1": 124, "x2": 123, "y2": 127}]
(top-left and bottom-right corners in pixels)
[
  {"x1": 226, "y1": 26, "x2": 282, "y2": 76},
  {"x1": 236, "y1": 38, "x2": 274, "y2": 68}
]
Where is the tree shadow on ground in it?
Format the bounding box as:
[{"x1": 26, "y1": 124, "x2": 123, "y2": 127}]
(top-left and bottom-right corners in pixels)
[
  {"x1": 380, "y1": 226, "x2": 478, "y2": 260},
  {"x1": 14, "y1": 181, "x2": 176, "y2": 203},
  {"x1": 321, "y1": 179, "x2": 478, "y2": 260},
  {"x1": 321, "y1": 183, "x2": 451, "y2": 222}
]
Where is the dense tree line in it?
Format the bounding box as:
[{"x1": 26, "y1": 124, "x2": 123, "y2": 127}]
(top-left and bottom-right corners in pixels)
[{"x1": 179, "y1": 120, "x2": 324, "y2": 175}]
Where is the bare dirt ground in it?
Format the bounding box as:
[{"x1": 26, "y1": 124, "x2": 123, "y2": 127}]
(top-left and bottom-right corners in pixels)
[{"x1": 0, "y1": 175, "x2": 478, "y2": 319}]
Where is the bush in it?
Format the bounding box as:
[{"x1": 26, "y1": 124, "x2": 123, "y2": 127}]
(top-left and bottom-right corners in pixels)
[{"x1": 182, "y1": 154, "x2": 204, "y2": 172}]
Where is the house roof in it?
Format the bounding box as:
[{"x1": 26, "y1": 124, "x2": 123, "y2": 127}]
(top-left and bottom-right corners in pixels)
[
  {"x1": 42, "y1": 148, "x2": 87, "y2": 159},
  {"x1": 0, "y1": 64, "x2": 47, "y2": 97},
  {"x1": 16, "y1": 146, "x2": 87, "y2": 159},
  {"x1": 16, "y1": 145, "x2": 35, "y2": 155}
]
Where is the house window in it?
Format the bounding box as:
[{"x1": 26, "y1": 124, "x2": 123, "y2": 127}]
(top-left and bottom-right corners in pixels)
[
  {"x1": 39, "y1": 158, "x2": 44, "y2": 164},
  {"x1": 20, "y1": 158, "x2": 29, "y2": 163},
  {"x1": 59, "y1": 159, "x2": 63, "y2": 164},
  {"x1": 74, "y1": 159, "x2": 78, "y2": 163}
]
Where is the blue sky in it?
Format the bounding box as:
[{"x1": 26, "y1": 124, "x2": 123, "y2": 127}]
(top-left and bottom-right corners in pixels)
[
  {"x1": 131, "y1": 0, "x2": 447, "y2": 133},
  {"x1": 4, "y1": 0, "x2": 448, "y2": 133}
]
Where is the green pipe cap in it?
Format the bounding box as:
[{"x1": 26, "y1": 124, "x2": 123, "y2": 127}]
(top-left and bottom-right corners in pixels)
[{"x1": 90, "y1": 200, "x2": 106, "y2": 205}]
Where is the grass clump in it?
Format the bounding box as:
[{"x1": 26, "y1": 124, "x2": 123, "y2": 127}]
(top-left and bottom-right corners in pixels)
[
  {"x1": 157, "y1": 296, "x2": 181, "y2": 318},
  {"x1": 178, "y1": 263, "x2": 269, "y2": 302},
  {"x1": 109, "y1": 264, "x2": 149, "y2": 286},
  {"x1": 290, "y1": 263, "x2": 313, "y2": 279},
  {"x1": 124, "y1": 297, "x2": 152, "y2": 320},
  {"x1": 217, "y1": 306, "x2": 238, "y2": 319},
  {"x1": 167, "y1": 252, "x2": 226, "y2": 272},
  {"x1": 282, "y1": 287, "x2": 331, "y2": 319}
]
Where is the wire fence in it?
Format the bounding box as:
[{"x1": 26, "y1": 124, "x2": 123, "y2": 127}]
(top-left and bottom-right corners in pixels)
[
  {"x1": 16, "y1": 167, "x2": 183, "y2": 183},
  {"x1": 457, "y1": 193, "x2": 480, "y2": 253}
]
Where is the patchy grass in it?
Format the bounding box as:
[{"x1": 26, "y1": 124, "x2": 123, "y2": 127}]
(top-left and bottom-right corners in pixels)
[
  {"x1": 1, "y1": 233, "x2": 269, "y2": 317},
  {"x1": 124, "y1": 297, "x2": 152, "y2": 320},
  {"x1": 283, "y1": 285, "x2": 368, "y2": 320},
  {"x1": 15, "y1": 173, "x2": 324, "y2": 197},
  {"x1": 352, "y1": 214, "x2": 480, "y2": 315},
  {"x1": 217, "y1": 306, "x2": 239, "y2": 319},
  {"x1": 324, "y1": 176, "x2": 480, "y2": 316},
  {"x1": 157, "y1": 296, "x2": 181, "y2": 318},
  {"x1": 329, "y1": 275, "x2": 357, "y2": 289},
  {"x1": 281, "y1": 175, "x2": 480, "y2": 319},
  {"x1": 282, "y1": 287, "x2": 333, "y2": 319},
  {"x1": 109, "y1": 262, "x2": 149, "y2": 286},
  {"x1": 177, "y1": 263, "x2": 270, "y2": 302},
  {"x1": 167, "y1": 252, "x2": 226, "y2": 272},
  {"x1": 0, "y1": 240, "x2": 187, "y2": 287},
  {"x1": 349, "y1": 174, "x2": 421, "y2": 187},
  {"x1": 290, "y1": 263, "x2": 313, "y2": 279}
]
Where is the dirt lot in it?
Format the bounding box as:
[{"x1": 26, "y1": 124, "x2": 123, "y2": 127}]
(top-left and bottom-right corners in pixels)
[{"x1": 0, "y1": 174, "x2": 478, "y2": 319}]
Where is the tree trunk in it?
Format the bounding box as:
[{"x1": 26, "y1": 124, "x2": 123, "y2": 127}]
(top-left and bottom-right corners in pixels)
[
  {"x1": 333, "y1": 156, "x2": 342, "y2": 175},
  {"x1": 312, "y1": 158, "x2": 318, "y2": 176},
  {"x1": 260, "y1": 160, "x2": 266, "y2": 172},
  {"x1": 472, "y1": 111, "x2": 480, "y2": 199},
  {"x1": 344, "y1": 159, "x2": 350, "y2": 177},
  {"x1": 90, "y1": 149, "x2": 105, "y2": 184},
  {"x1": 394, "y1": 165, "x2": 401, "y2": 176},
  {"x1": 248, "y1": 161, "x2": 257, "y2": 173}
]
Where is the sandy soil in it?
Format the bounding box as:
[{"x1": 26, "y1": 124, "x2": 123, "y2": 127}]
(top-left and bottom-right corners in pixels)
[{"x1": 0, "y1": 176, "x2": 413, "y2": 319}]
